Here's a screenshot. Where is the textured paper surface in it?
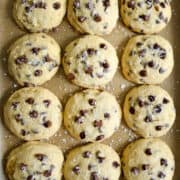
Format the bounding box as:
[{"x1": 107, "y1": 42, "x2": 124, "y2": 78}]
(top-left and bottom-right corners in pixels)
[{"x1": 0, "y1": 1, "x2": 179, "y2": 179}]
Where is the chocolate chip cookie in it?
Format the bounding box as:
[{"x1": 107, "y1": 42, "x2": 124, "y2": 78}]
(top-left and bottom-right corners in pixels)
[
  {"x1": 68, "y1": 0, "x2": 119, "y2": 35},
  {"x1": 4, "y1": 87, "x2": 62, "y2": 141},
  {"x1": 6, "y1": 141, "x2": 64, "y2": 180},
  {"x1": 64, "y1": 143, "x2": 121, "y2": 180},
  {"x1": 8, "y1": 33, "x2": 61, "y2": 86},
  {"x1": 63, "y1": 35, "x2": 119, "y2": 88},
  {"x1": 121, "y1": 0, "x2": 172, "y2": 34},
  {"x1": 13, "y1": 0, "x2": 66, "y2": 32},
  {"x1": 123, "y1": 85, "x2": 176, "y2": 138},
  {"x1": 121, "y1": 35, "x2": 174, "y2": 84},
  {"x1": 64, "y1": 89, "x2": 121, "y2": 142},
  {"x1": 122, "y1": 138, "x2": 175, "y2": 180}
]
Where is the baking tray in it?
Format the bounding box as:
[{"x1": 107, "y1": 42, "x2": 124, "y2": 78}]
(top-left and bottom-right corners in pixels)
[{"x1": 0, "y1": 0, "x2": 179, "y2": 179}]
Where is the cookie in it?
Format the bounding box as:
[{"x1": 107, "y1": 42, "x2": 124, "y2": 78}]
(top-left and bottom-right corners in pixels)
[
  {"x1": 8, "y1": 33, "x2": 61, "y2": 86},
  {"x1": 13, "y1": 0, "x2": 66, "y2": 32},
  {"x1": 120, "y1": 0, "x2": 172, "y2": 34},
  {"x1": 63, "y1": 35, "x2": 119, "y2": 88},
  {"x1": 67, "y1": 0, "x2": 119, "y2": 35},
  {"x1": 123, "y1": 85, "x2": 176, "y2": 138},
  {"x1": 64, "y1": 89, "x2": 121, "y2": 142},
  {"x1": 64, "y1": 143, "x2": 121, "y2": 180},
  {"x1": 121, "y1": 35, "x2": 174, "y2": 84},
  {"x1": 122, "y1": 138, "x2": 175, "y2": 180},
  {"x1": 4, "y1": 87, "x2": 62, "y2": 141},
  {"x1": 6, "y1": 141, "x2": 64, "y2": 180}
]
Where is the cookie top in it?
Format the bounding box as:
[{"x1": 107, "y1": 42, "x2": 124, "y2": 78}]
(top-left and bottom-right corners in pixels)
[
  {"x1": 6, "y1": 141, "x2": 64, "y2": 180},
  {"x1": 121, "y1": 35, "x2": 174, "y2": 84},
  {"x1": 8, "y1": 33, "x2": 61, "y2": 86},
  {"x1": 120, "y1": 0, "x2": 172, "y2": 34},
  {"x1": 64, "y1": 89, "x2": 121, "y2": 142},
  {"x1": 122, "y1": 138, "x2": 175, "y2": 180},
  {"x1": 4, "y1": 87, "x2": 62, "y2": 141},
  {"x1": 63, "y1": 35, "x2": 119, "y2": 88},
  {"x1": 13, "y1": 0, "x2": 66, "y2": 32},
  {"x1": 64, "y1": 143, "x2": 121, "y2": 180},
  {"x1": 67, "y1": 0, "x2": 119, "y2": 35},
  {"x1": 123, "y1": 85, "x2": 176, "y2": 138}
]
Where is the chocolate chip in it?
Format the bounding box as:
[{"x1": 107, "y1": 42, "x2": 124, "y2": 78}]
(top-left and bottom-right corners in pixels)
[
  {"x1": 90, "y1": 172, "x2": 98, "y2": 180},
  {"x1": 43, "y1": 169, "x2": 52, "y2": 177},
  {"x1": 15, "y1": 114, "x2": 22, "y2": 122},
  {"x1": 142, "y1": 164, "x2": 150, "y2": 170},
  {"x1": 72, "y1": 165, "x2": 80, "y2": 175},
  {"x1": 139, "y1": 15, "x2": 150, "y2": 21},
  {"x1": 87, "y1": 48, "x2": 97, "y2": 56},
  {"x1": 74, "y1": 116, "x2": 83, "y2": 124},
  {"x1": 53, "y1": 2, "x2": 61, "y2": 9},
  {"x1": 96, "y1": 151, "x2": 106, "y2": 163},
  {"x1": 160, "y1": 2, "x2": 165, "y2": 8},
  {"x1": 159, "y1": 50, "x2": 166, "y2": 59},
  {"x1": 85, "y1": 66, "x2": 93, "y2": 76},
  {"x1": 148, "y1": 61, "x2": 155, "y2": 68},
  {"x1": 19, "y1": 163, "x2": 27, "y2": 171},
  {"x1": 43, "y1": 100, "x2": 51, "y2": 107},
  {"x1": 163, "y1": 98, "x2": 169, "y2": 104},
  {"x1": 83, "y1": 151, "x2": 91, "y2": 158},
  {"x1": 35, "y1": 154, "x2": 47, "y2": 161},
  {"x1": 21, "y1": 129, "x2": 26, "y2": 136},
  {"x1": 79, "y1": 110, "x2": 88, "y2": 116},
  {"x1": 12, "y1": 102, "x2": 19, "y2": 110},
  {"x1": 85, "y1": 2, "x2": 93, "y2": 10},
  {"x1": 34, "y1": 69, "x2": 42, "y2": 76},
  {"x1": 153, "y1": 105, "x2": 162, "y2": 113},
  {"x1": 148, "y1": 95, "x2": 155, "y2": 102},
  {"x1": 158, "y1": 171, "x2": 166, "y2": 178},
  {"x1": 112, "y1": 161, "x2": 120, "y2": 168},
  {"x1": 31, "y1": 47, "x2": 40, "y2": 55},
  {"x1": 139, "y1": 70, "x2": 147, "y2": 77},
  {"x1": 15, "y1": 55, "x2": 28, "y2": 65},
  {"x1": 100, "y1": 62, "x2": 109, "y2": 69},
  {"x1": 131, "y1": 167, "x2": 139, "y2": 175},
  {"x1": 93, "y1": 14, "x2": 102, "y2": 22},
  {"x1": 136, "y1": 42, "x2": 143, "y2": 47},
  {"x1": 78, "y1": 16, "x2": 87, "y2": 22},
  {"x1": 25, "y1": 6, "x2": 31, "y2": 13},
  {"x1": 96, "y1": 135, "x2": 104, "y2": 141},
  {"x1": 44, "y1": 55, "x2": 52, "y2": 62},
  {"x1": 104, "y1": 113, "x2": 110, "y2": 118},
  {"x1": 73, "y1": 0, "x2": 80, "y2": 9},
  {"x1": 100, "y1": 43, "x2": 107, "y2": 49},
  {"x1": 160, "y1": 158, "x2": 168, "y2": 166},
  {"x1": 155, "y1": 125, "x2": 162, "y2": 131},
  {"x1": 127, "y1": 0, "x2": 135, "y2": 9},
  {"x1": 88, "y1": 99, "x2": 96, "y2": 106},
  {"x1": 129, "y1": 107, "x2": 135, "y2": 114},
  {"x1": 35, "y1": 2, "x2": 47, "y2": 9},
  {"x1": 27, "y1": 175, "x2": 33, "y2": 180},
  {"x1": 102, "y1": 0, "x2": 110, "y2": 10},
  {"x1": 29, "y1": 110, "x2": 38, "y2": 118},
  {"x1": 159, "y1": 67, "x2": 165, "y2": 74},
  {"x1": 80, "y1": 131, "x2": 86, "y2": 139},
  {"x1": 138, "y1": 49, "x2": 147, "y2": 57},
  {"x1": 88, "y1": 164, "x2": 93, "y2": 170},
  {"x1": 43, "y1": 121, "x2": 52, "y2": 128},
  {"x1": 93, "y1": 120, "x2": 103, "y2": 128},
  {"x1": 67, "y1": 73, "x2": 75, "y2": 80},
  {"x1": 144, "y1": 115, "x2": 152, "y2": 123},
  {"x1": 138, "y1": 99, "x2": 144, "y2": 107},
  {"x1": 145, "y1": 148, "x2": 152, "y2": 155},
  {"x1": 25, "y1": 98, "x2": 34, "y2": 104}
]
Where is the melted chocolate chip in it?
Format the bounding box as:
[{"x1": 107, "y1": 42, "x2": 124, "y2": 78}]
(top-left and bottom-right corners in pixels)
[
  {"x1": 79, "y1": 110, "x2": 88, "y2": 116},
  {"x1": 35, "y1": 153, "x2": 47, "y2": 161},
  {"x1": 127, "y1": 0, "x2": 135, "y2": 9},
  {"x1": 155, "y1": 125, "x2": 162, "y2": 131},
  {"x1": 139, "y1": 14, "x2": 150, "y2": 21},
  {"x1": 112, "y1": 161, "x2": 120, "y2": 168},
  {"x1": 103, "y1": 0, "x2": 110, "y2": 10},
  {"x1": 43, "y1": 121, "x2": 52, "y2": 128},
  {"x1": 129, "y1": 107, "x2": 135, "y2": 114},
  {"x1": 88, "y1": 99, "x2": 96, "y2": 106},
  {"x1": 43, "y1": 169, "x2": 52, "y2": 177},
  {"x1": 53, "y1": 2, "x2": 61, "y2": 9},
  {"x1": 15, "y1": 114, "x2": 22, "y2": 122},
  {"x1": 131, "y1": 167, "x2": 139, "y2": 175},
  {"x1": 148, "y1": 61, "x2": 155, "y2": 68},
  {"x1": 153, "y1": 105, "x2": 162, "y2": 113},
  {"x1": 104, "y1": 113, "x2": 110, "y2": 118},
  {"x1": 43, "y1": 100, "x2": 51, "y2": 107},
  {"x1": 35, "y1": 2, "x2": 46, "y2": 9},
  {"x1": 12, "y1": 102, "x2": 19, "y2": 110},
  {"x1": 87, "y1": 48, "x2": 97, "y2": 56},
  {"x1": 31, "y1": 47, "x2": 40, "y2": 55},
  {"x1": 90, "y1": 172, "x2": 98, "y2": 180},
  {"x1": 44, "y1": 55, "x2": 52, "y2": 62},
  {"x1": 15, "y1": 55, "x2": 28, "y2": 65},
  {"x1": 160, "y1": 158, "x2": 168, "y2": 166},
  {"x1": 72, "y1": 165, "x2": 80, "y2": 175},
  {"x1": 148, "y1": 95, "x2": 155, "y2": 102},
  {"x1": 34, "y1": 69, "x2": 43, "y2": 76},
  {"x1": 144, "y1": 116, "x2": 152, "y2": 123},
  {"x1": 163, "y1": 98, "x2": 169, "y2": 104},
  {"x1": 80, "y1": 131, "x2": 86, "y2": 139},
  {"x1": 85, "y1": 66, "x2": 93, "y2": 76},
  {"x1": 21, "y1": 129, "x2": 26, "y2": 136},
  {"x1": 83, "y1": 151, "x2": 91, "y2": 158},
  {"x1": 74, "y1": 116, "x2": 83, "y2": 124},
  {"x1": 139, "y1": 70, "x2": 147, "y2": 77},
  {"x1": 29, "y1": 110, "x2": 38, "y2": 118},
  {"x1": 27, "y1": 175, "x2": 33, "y2": 180},
  {"x1": 19, "y1": 163, "x2": 27, "y2": 171},
  {"x1": 145, "y1": 148, "x2": 152, "y2": 155},
  {"x1": 96, "y1": 135, "x2": 104, "y2": 141},
  {"x1": 25, "y1": 98, "x2": 34, "y2": 104},
  {"x1": 73, "y1": 0, "x2": 80, "y2": 9},
  {"x1": 93, "y1": 120, "x2": 103, "y2": 128},
  {"x1": 100, "y1": 43, "x2": 107, "y2": 49},
  {"x1": 142, "y1": 164, "x2": 150, "y2": 170},
  {"x1": 158, "y1": 171, "x2": 166, "y2": 178},
  {"x1": 93, "y1": 14, "x2": 102, "y2": 22}
]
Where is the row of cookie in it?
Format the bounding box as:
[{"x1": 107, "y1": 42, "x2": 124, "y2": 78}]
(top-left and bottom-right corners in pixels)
[
  {"x1": 8, "y1": 33, "x2": 174, "y2": 88},
  {"x1": 13, "y1": 0, "x2": 172, "y2": 35},
  {"x1": 4, "y1": 85, "x2": 175, "y2": 141},
  {"x1": 5, "y1": 138, "x2": 175, "y2": 180}
]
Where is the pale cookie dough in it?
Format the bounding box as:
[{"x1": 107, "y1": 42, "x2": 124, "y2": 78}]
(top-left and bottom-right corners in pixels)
[
  {"x1": 8, "y1": 33, "x2": 61, "y2": 86},
  {"x1": 120, "y1": 0, "x2": 172, "y2": 34},
  {"x1": 121, "y1": 35, "x2": 174, "y2": 84},
  {"x1": 4, "y1": 87, "x2": 62, "y2": 141},
  {"x1": 13, "y1": 0, "x2": 66, "y2": 32},
  {"x1": 64, "y1": 143, "x2": 121, "y2": 180},
  {"x1": 122, "y1": 138, "x2": 175, "y2": 180},
  {"x1": 64, "y1": 89, "x2": 121, "y2": 142},
  {"x1": 123, "y1": 85, "x2": 176, "y2": 138},
  {"x1": 6, "y1": 141, "x2": 64, "y2": 180},
  {"x1": 68, "y1": 0, "x2": 119, "y2": 35},
  {"x1": 63, "y1": 35, "x2": 119, "y2": 89}
]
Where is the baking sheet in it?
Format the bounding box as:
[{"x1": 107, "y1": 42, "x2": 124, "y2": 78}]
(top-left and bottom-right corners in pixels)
[{"x1": 0, "y1": 1, "x2": 179, "y2": 179}]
